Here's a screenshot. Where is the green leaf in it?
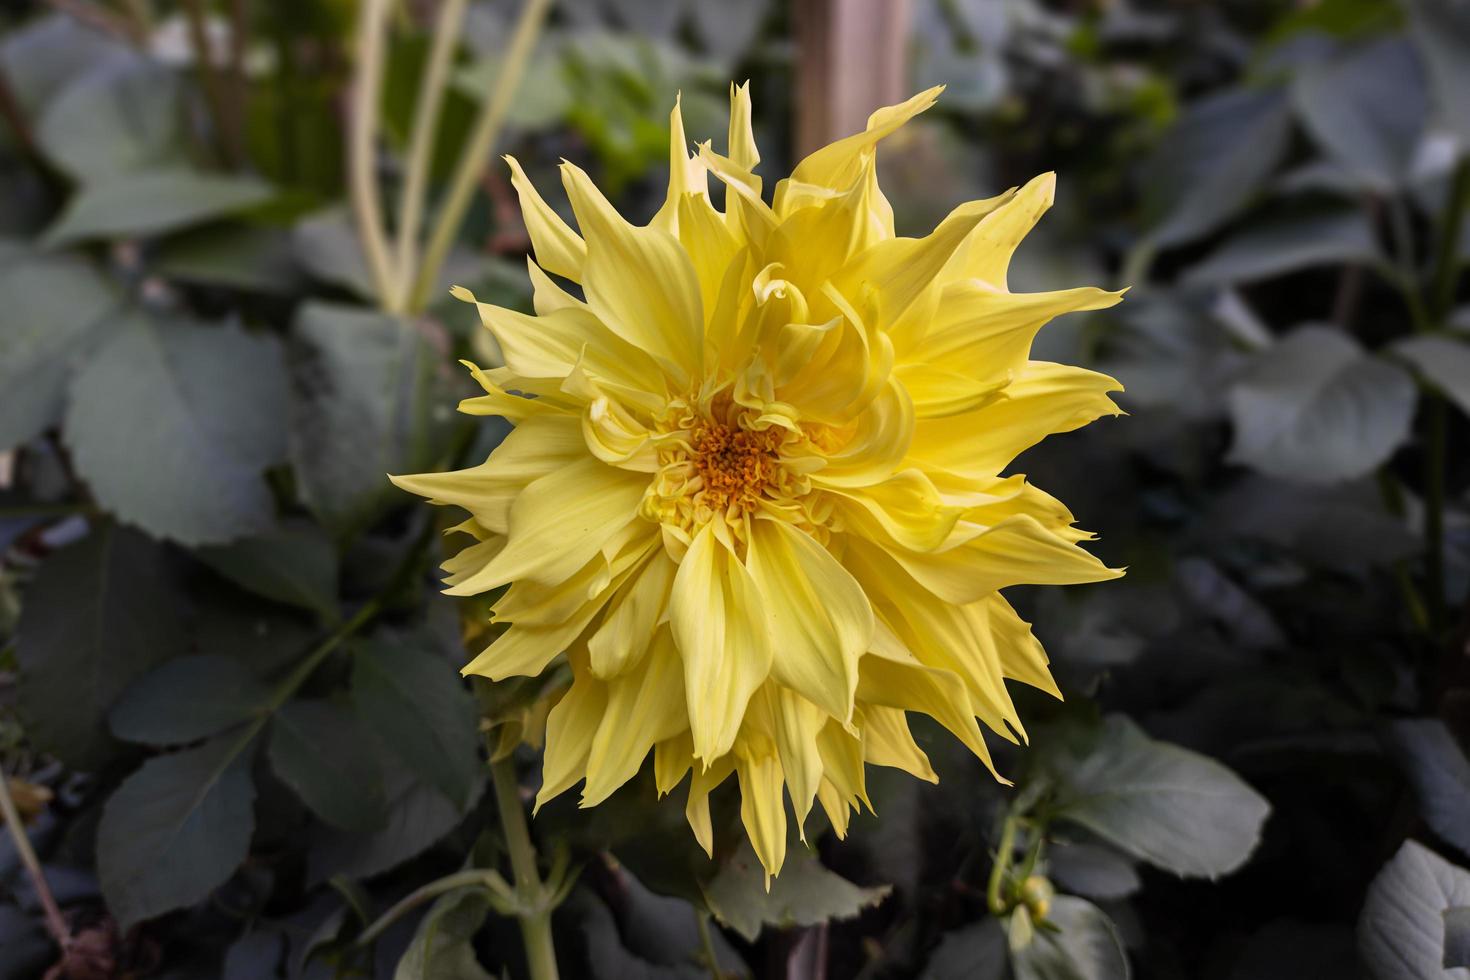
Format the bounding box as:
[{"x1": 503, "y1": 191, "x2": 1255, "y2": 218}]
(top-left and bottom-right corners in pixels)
[
  {"x1": 923, "y1": 919, "x2": 1011, "y2": 980},
  {"x1": 1182, "y1": 207, "x2": 1383, "y2": 286},
  {"x1": 222, "y1": 931, "x2": 285, "y2": 980},
  {"x1": 393, "y1": 888, "x2": 493, "y2": 980},
  {"x1": 1011, "y1": 897, "x2": 1130, "y2": 980},
  {"x1": 268, "y1": 700, "x2": 387, "y2": 832},
  {"x1": 66, "y1": 314, "x2": 288, "y2": 545},
  {"x1": 700, "y1": 839, "x2": 890, "y2": 942},
  {"x1": 0, "y1": 247, "x2": 118, "y2": 451},
  {"x1": 1227, "y1": 326, "x2": 1416, "y2": 485},
  {"x1": 1404, "y1": 0, "x2": 1470, "y2": 145},
  {"x1": 1446, "y1": 908, "x2": 1470, "y2": 970},
  {"x1": 1291, "y1": 36, "x2": 1428, "y2": 190},
  {"x1": 351, "y1": 637, "x2": 480, "y2": 809},
  {"x1": 307, "y1": 762, "x2": 483, "y2": 884},
  {"x1": 34, "y1": 54, "x2": 186, "y2": 181},
  {"x1": 14, "y1": 524, "x2": 188, "y2": 769},
  {"x1": 292, "y1": 208, "x2": 378, "y2": 299},
  {"x1": 197, "y1": 522, "x2": 339, "y2": 622},
  {"x1": 1386, "y1": 720, "x2": 1470, "y2": 861},
  {"x1": 97, "y1": 733, "x2": 258, "y2": 929},
  {"x1": 110, "y1": 655, "x2": 270, "y2": 746},
  {"x1": 43, "y1": 170, "x2": 275, "y2": 246},
  {"x1": 1041, "y1": 715, "x2": 1271, "y2": 878},
  {"x1": 1394, "y1": 335, "x2": 1470, "y2": 419},
  {"x1": 287, "y1": 301, "x2": 456, "y2": 537},
  {"x1": 1045, "y1": 843, "x2": 1142, "y2": 901},
  {"x1": 152, "y1": 224, "x2": 304, "y2": 294},
  {"x1": 563, "y1": 886, "x2": 717, "y2": 980},
  {"x1": 1144, "y1": 87, "x2": 1293, "y2": 248},
  {"x1": 1358, "y1": 840, "x2": 1470, "y2": 980},
  {"x1": 0, "y1": 14, "x2": 126, "y2": 115}
]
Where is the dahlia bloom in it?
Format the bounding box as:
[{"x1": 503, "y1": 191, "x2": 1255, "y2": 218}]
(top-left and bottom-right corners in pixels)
[{"x1": 392, "y1": 84, "x2": 1123, "y2": 881}]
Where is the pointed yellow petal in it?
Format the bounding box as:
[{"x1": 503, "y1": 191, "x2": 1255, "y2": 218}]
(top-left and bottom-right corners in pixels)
[
  {"x1": 587, "y1": 549, "x2": 678, "y2": 678},
  {"x1": 944, "y1": 172, "x2": 1055, "y2": 290},
  {"x1": 728, "y1": 81, "x2": 759, "y2": 172},
  {"x1": 582, "y1": 628, "x2": 688, "y2": 806},
  {"x1": 746, "y1": 518, "x2": 872, "y2": 722},
  {"x1": 536, "y1": 672, "x2": 607, "y2": 810},
  {"x1": 686, "y1": 755, "x2": 734, "y2": 857},
  {"x1": 863, "y1": 707, "x2": 937, "y2": 782},
  {"x1": 505, "y1": 155, "x2": 585, "y2": 281},
  {"x1": 654, "y1": 732, "x2": 694, "y2": 796},
  {"x1": 669, "y1": 524, "x2": 774, "y2": 762},
  {"x1": 765, "y1": 685, "x2": 826, "y2": 832},
  {"x1": 735, "y1": 746, "x2": 787, "y2": 885}
]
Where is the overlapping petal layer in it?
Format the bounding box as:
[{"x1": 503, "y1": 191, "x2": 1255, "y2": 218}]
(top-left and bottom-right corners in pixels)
[{"x1": 392, "y1": 84, "x2": 1125, "y2": 883}]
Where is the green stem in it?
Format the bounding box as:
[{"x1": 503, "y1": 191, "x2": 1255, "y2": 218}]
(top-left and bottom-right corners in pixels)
[
  {"x1": 1430, "y1": 161, "x2": 1470, "y2": 323},
  {"x1": 490, "y1": 755, "x2": 559, "y2": 980},
  {"x1": 695, "y1": 909, "x2": 722, "y2": 979},
  {"x1": 409, "y1": 0, "x2": 552, "y2": 313},
  {"x1": 1014, "y1": 823, "x2": 1045, "y2": 886},
  {"x1": 393, "y1": 0, "x2": 470, "y2": 309},
  {"x1": 356, "y1": 868, "x2": 513, "y2": 947},
  {"x1": 349, "y1": 0, "x2": 400, "y2": 310},
  {"x1": 1425, "y1": 393, "x2": 1449, "y2": 633},
  {"x1": 986, "y1": 811, "x2": 1019, "y2": 915},
  {"x1": 0, "y1": 773, "x2": 70, "y2": 950},
  {"x1": 180, "y1": 0, "x2": 241, "y2": 166}
]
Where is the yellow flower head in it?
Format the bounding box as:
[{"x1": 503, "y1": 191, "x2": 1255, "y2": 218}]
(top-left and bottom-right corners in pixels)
[{"x1": 393, "y1": 84, "x2": 1124, "y2": 883}]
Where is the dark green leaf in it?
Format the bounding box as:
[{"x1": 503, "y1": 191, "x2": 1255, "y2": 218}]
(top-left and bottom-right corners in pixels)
[
  {"x1": 1291, "y1": 36, "x2": 1428, "y2": 189},
  {"x1": 197, "y1": 522, "x2": 339, "y2": 622},
  {"x1": 1386, "y1": 720, "x2": 1470, "y2": 861},
  {"x1": 43, "y1": 170, "x2": 274, "y2": 246},
  {"x1": 393, "y1": 888, "x2": 492, "y2": 980},
  {"x1": 1404, "y1": 0, "x2": 1470, "y2": 144},
  {"x1": 1358, "y1": 840, "x2": 1470, "y2": 980},
  {"x1": 34, "y1": 54, "x2": 185, "y2": 181},
  {"x1": 1182, "y1": 208, "x2": 1383, "y2": 286},
  {"x1": 1394, "y1": 335, "x2": 1470, "y2": 419},
  {"x1": 15, "y1": 524, "x2": 188, "y2": 769},
  {"x1": 307, "y1": 762, "x2": 483, "y2": 885},
  {"x1": 269, "y1": 700, "x2": 387, "y2": 832},
  {"x1": 1445, "y1": 908, "x2": 1470, "y2": 970},
  {"x1": 1011, "y1": 897, "x2": 1130, "y2": 980},
  {"x1": 97, "y1": 733, "x2": 258, "y2": 929},
  {"x1": 222, "y1": 930, "x2": 285, "y2": 980},
  {"x1": 1042, "y1": 715, "x2": 1271, "y2": 878},
  {"x1": 563, "y1": 887, "x2": 712, "y2": 980},
  {"x1": 0, "y1": 248, "x2": 118, "y2": 451},
  {"x1": 110, "y1": 655, "x2": 270, "y2": 746},
  {"x1": 700, "y1": 839, "x2": 890, "y2": 942},
  {"x1": 1227, "y1": 326, "x2": 1416, "y2": 484},
  {"x1": 923, "y1": 919, "x2": 1011, "y2": 980},
  {"x1": 66, "y1": 314, "x2": 288, "y2": 545},
  {"x1": 1045, "y1": 843, "x2": 1142, "y2": 901},
  {"x1": 0, "y1": 14, "x2": 126, "y2": 115},
  {"x1": 352, "y1": 638, "x2": 480, "y2": 809},
  {"x1": 287, "y1": 301, "x2": 456, "y2": 537},
  {"x1": 1144, "y1": 87, "x2": 1293, "y2": 248},
  {"x1": 153, "y1": 224, "x2": 304, "y2": 294}
]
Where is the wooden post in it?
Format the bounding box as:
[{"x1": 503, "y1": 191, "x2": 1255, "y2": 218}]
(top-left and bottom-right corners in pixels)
[{"x1": 793, "y1": 0, "x2": 914, "y2": 159}]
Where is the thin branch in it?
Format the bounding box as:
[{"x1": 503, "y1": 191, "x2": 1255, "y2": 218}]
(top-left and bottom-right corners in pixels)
[
  {"x1": 180, "y1": 0, "x2": 242, "y2": 167},
  {"x1": 409, "y1": 0, "x2": 552, "y2": 313},
  {"x1": 393, "y1": 0, "x2": 470, "y2": 310},
  {"x1": 0, "y1": 774, "x2": 70, "y2": 952},
  {"x1": 349, "y1": 0, "x2": 400, "y2": 310}
]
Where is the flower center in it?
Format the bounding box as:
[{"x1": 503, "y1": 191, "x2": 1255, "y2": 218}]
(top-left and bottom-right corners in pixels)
[{"x1": 690, "y1": 421, "x2": 783, "y2": 513}]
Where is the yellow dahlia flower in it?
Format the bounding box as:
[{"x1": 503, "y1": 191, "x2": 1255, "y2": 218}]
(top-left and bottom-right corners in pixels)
[{"x1": 392, "y1": 84, "x2": 1124, "y2": 882}]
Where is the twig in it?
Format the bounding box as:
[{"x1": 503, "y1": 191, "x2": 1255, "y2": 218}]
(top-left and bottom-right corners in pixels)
[
  {"x1": 0, "y1": 775, "x2": 70, "y2": 952},
  {"x1": 409, "y1": 0, "x2": 552, "y2": 313},
  {"x1": 393, "y1": 0, "x2": 470, "y2": 310},
  {"x1": 349, "y1": 0, "x2": 400, "y2": 310},
  {"x1": 180, "y1": 0, "x2": 242, "y2": 167}
]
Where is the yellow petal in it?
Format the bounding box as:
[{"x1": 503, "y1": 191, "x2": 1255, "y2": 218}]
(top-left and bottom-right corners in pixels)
[
  {"x1": 943, "y1": 172, "x2": 1055, "y2": 290},
  {"x1": 582, "y1": 628, "x2": 688, "y2": 806},
  {"x1": 826, "y1": 469, "x2": 965, "y2": 552},
  {"x1": 985, "y1": 593, "x2": 1062, "y2": 699},
  {"x1": 728, "y1": 81, "x2": 759, "y2": 172},
  {"x1": 505, "y1": 154, "x2": 585, "y2": 281},
  {"x1": 587, "y1": 549, "x2": 678, "y2": 678},
  {"x1": 863, "y1": 707, "x2": 937, "y2": 782},
  {"x1": 561, "y1": 161, "x2": 704, "y2": 383},
  {"x1": 686, "y1": 754, "x2": 734, "y2": 857},
  {"x1": 651, "y1": 94, "x2": 710, "y2": 235},
  {"x1": 654, "y1": 732, "x2": 694, "y2": 796},
  {"x1": 786, "y1": 86, "x2": 944, "y2": 196},
  {"x1": 735, "y1": 745, "x2": 787, "y2": 885},
  {"x1": 670, "y1": 523, "x2": 774, "y2": 762},
  {"x1": 746, "y1": 518, "x2": 872, "y2": 722},
  {"x1": 536, "y1": 671, "x2": 607, "y2": 810}
]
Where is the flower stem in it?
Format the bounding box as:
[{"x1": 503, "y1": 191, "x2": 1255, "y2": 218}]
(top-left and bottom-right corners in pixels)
[
  {"x1": 490, "y1": 755, "x2": 559, "y2": 980},
  {"x1": 349, "y1": 0, "x2": 400, "y2": 311},
  {"x1": 986, "y1": 811, "x2": 1019, "y2": 915},
  {"x1": 695, "y1": 909, "x2": 722, "y2": 979},
  {"x1": 0, "y1": 774, "x2": 69, "y2": 951},
  {"x1": 393, "y1": 0, "x2": 470, "y2": 310},
  {"x1": 355, "y1": 867, "x2": 513, "y2": 947},
  {"x1": 409, "y1": 0, "x2": 552, "y2": 313}
]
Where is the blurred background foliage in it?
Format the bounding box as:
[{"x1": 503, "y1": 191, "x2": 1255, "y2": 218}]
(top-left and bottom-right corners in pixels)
[{"x1": 0, "y1": 0, "x2": 1469, "y2": 977}]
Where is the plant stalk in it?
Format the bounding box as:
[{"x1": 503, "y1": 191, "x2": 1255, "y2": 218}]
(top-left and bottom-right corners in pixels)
[
  {"x1": 409, "y1": 0, "x2": 552, "y2": 312},
  {"x1": 0, "y1": 774, "x2": 70, "y2": 952},
  {"x1": 180, "y1": 0, "x2": 242, "y2": 166},
  {"x1": 393, "y1": 0, "x2": 470, "y2": 309},
  {"x1": 349, "y1": 0, "x2": 400, "y2": 310},
  {"x1": 986, "y1": 811, "x2": 1019, "y2": 915},
  {"x1": 490, "y1": 755, "x2": 559, "y2": 980}
]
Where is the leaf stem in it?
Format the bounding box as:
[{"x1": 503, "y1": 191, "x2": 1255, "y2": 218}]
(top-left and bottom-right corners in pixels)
[
  {"x1": 490, "y1": 754, "x2": 560, "y2": 980},
  {"x1": 1430, "y1": 161, "x2": 1470, "y2": 324},
  {"x1": 0, "y1": 774, "x2": 70, "y2": 951},
  {"x1": 409, "y1": 0, "x2": 552, "y2": 313},
  {"x1": 986, "y1": 810, "x2": 1019, "y2": 915},
  {"x1": 695, "y1": 909, "x2": 722, "y2": 979},
  {"x1": 349, "y1": 0, "x2": 400, "y2": 311},
  {"x1": 393, "y1": 0, "x2": 470, "y2": 310},
  {"x1": 355, "y1": 867, "x2": 512, "y2": 947}
]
